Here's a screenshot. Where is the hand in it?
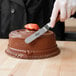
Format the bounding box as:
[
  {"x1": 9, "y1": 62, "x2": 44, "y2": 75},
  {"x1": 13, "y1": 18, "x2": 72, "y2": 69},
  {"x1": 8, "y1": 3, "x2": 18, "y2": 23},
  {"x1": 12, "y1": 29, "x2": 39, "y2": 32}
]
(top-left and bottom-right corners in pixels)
[{"x1": 50, "y1": 0, "x2": 76, "y2": 28}]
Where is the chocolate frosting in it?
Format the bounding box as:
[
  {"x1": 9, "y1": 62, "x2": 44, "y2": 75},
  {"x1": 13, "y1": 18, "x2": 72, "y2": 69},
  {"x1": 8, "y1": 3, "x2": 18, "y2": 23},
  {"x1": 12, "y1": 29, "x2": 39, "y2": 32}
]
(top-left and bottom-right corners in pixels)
[{"x1": 5, "y1": 29, "x2": 60, "y2": 59}]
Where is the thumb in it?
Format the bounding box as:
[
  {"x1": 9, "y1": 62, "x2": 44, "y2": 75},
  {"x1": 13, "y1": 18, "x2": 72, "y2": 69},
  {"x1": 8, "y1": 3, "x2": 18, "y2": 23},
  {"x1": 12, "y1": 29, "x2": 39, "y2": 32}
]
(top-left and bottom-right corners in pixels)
[{"x1": 50, "y1": 1, "x2": 59, "y2": 28}]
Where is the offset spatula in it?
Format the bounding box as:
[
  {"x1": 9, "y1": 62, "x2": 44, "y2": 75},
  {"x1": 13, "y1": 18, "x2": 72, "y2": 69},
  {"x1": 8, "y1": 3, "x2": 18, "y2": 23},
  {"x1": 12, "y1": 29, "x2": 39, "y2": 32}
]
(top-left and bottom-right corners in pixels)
[{"x1": 25, "y1": 23, "x2": 51, "y2": 44}]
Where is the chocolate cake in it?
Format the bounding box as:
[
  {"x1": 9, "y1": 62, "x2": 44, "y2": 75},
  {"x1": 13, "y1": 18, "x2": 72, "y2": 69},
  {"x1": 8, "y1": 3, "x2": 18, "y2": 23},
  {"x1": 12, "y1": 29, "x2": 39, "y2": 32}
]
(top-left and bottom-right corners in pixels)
[{"x1": 5, "y1": 29, "x2": 60, "y2": 59}]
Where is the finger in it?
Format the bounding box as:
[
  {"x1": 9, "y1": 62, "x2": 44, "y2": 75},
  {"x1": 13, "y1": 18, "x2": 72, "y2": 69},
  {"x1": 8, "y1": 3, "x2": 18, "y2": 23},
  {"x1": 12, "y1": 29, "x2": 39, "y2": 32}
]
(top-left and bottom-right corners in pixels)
[
  {"x1": 71, "y1": 7, "x2": 76, "y2": 15},
  {"x1": 67, "y1": 6, "x2": 72, "y2": 18},
  {"x1": 71, "y1": 0, "x2": 76, "y2": 15},
  {"x1": 60, "y1": 3, "x2": 67, "y2": 22},
  {"x1": 50, "y1": 2, "x2": 59, "y2": 28},
  {"x1": 67, "y1": 0, "x2": 72, "y2": 18}
]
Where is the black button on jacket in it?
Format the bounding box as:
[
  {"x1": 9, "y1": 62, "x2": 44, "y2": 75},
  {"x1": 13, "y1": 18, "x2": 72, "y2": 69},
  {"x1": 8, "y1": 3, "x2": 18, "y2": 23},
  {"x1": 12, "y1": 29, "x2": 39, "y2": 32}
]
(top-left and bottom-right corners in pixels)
[{"x1": 0, "y1": 0, "x2": 53, "y2": 38}]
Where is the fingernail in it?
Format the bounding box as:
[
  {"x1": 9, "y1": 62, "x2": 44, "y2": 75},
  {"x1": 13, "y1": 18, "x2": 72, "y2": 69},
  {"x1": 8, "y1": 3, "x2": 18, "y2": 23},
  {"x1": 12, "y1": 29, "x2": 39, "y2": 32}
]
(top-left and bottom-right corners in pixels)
[{"x1": 50, "y1": 25, "x2": 54, "y2": 28}]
